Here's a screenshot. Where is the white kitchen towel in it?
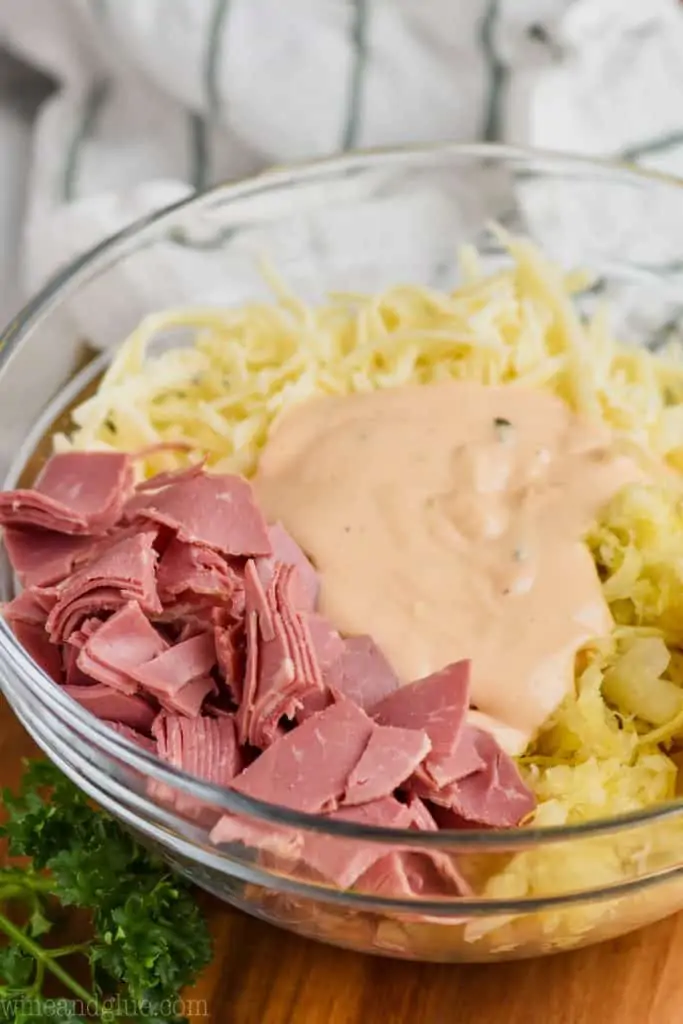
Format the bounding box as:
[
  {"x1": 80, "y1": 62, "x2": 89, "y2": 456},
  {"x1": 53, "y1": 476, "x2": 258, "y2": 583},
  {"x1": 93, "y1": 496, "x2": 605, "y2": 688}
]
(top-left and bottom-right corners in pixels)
[{"x1": 2, "y1": 0, "x2": 683, "y2": 345}]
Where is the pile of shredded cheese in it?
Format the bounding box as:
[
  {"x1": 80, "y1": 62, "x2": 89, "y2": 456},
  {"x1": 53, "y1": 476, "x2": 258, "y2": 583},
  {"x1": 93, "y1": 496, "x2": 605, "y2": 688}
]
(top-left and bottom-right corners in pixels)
[{"x1": 59, "y1": 228, "x2": 683, "y2": 938}]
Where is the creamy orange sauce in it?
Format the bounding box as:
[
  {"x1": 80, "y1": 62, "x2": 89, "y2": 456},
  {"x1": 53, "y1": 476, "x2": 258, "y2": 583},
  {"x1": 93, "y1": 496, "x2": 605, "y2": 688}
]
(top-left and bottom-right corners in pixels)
[{"x1": 254, "y1": 381, "x2": 639, "y2": 753}]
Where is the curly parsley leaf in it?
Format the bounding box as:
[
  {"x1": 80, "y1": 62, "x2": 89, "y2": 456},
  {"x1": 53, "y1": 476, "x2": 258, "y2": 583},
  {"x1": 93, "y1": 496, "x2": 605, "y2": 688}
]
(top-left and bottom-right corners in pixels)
[{"x1": 0, "y1": 760, "x2": 212, "y2": 1023}]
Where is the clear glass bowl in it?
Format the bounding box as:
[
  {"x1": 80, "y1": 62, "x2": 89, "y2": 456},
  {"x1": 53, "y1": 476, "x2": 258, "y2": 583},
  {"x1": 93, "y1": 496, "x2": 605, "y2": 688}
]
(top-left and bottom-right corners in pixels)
[{"x1": 3, "y1": 143, "x2": 683, "y2": 962}]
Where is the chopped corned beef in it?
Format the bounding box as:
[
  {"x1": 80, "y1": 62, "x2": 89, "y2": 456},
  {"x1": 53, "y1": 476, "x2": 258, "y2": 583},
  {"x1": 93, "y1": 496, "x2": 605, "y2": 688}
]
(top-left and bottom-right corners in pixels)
[
  {"x1": 131, "y1": 632, "x2": 216, "y2": 696},
  {"x1": 305, "y1": 614, "x2": 345, "y2": 671},
  {"x1": 2, "y1": 528, "x2": 96, "y2": 588},
  {"x1": 132, "y1": 473, "x2": 271, "y2": 557},
  {"x1": 238, "y1": 561, "x2": 326, "y2": 747},
  {"x1": 343, "y1": 725, "x2": 431, "y2": 807},
  {"x1": 156, "y1": 674, "x2": 217, "y2": 717},
  {"x1": 11, "y1": 619, "x2": 63, "y2": 683},
  {"x1": 0, "y1": 452, "x2": 133, "y2": 534},
  {"x1": 372, "y1": 659, "x2": 470, "y2": 763},
  {"x1": 256, "y1": 523, "x2": 319, "y2": 609},
  {"x1": 354, "y1": 849, "x2": 469, "y2": 900},
  {"x1": 154, "y1": 712, "x2": 243, "y2": 785},
  {"x1": 46, "y1": 531, "x2": 161, "y2": 642},
  {"x1": 104, "y1": 721, "x2": 158, "y2": 754},
  {"x1": 4, "y1": 587, "x2": 57, "y2": 625},
  {"x1": 417, "y1": 724, "x2": 485, "y2": 789},
  {"x1": 418, "y1": 729, "x2": 535, "y2": 828},
  {"x1": 62, "y1": 684, "x2": 156, "y2": 732},
  {"x1": 404, "y1": 794, "x2": 439, "y2": 831},
  {"x1": 156, "y1": 538, "x2": 244, "y2": 614},
  {"x1": 299, "y1": 796, "x2": 420, "y2": 889},
  {"x1": 299, "y1": 634, "x2": 400, "y2": 720},
  {"x1": 134, "y1": 461, "x2": 206, "y2": 492},
  {"x1": 76, "y1": 601, "x2": 168, "y2": 694},
  {"x1": 214, "y1": 619, "x2": 245, "y2": 698},
  {"x1": 231, "y1": 697, "x2": 375, "y2": 813}
]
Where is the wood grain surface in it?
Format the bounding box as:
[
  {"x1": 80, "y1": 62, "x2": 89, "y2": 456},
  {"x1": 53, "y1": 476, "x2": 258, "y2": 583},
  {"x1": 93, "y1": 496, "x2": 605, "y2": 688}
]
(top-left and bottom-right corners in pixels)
[{"x1": 1, "y1": 696, "x2": 681, "y2": 1024}]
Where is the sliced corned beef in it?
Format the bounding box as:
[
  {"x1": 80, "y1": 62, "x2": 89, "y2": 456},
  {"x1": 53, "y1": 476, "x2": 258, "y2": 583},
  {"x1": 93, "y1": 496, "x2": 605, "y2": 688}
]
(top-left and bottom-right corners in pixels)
[
  {"x1": 153, "y1": 712, "x2": 243, "y2": 784},
  {"x1": 0, "y1": 452, "x2": 133, "y2": 534},
  {"x1": 214, "y1": 619, "x2": 245, "y2": 698},
  {"x1": 329, "y1": 635, "x2": 400, "y2": 710},
  {"x1": 256, "y1": 523, "x2": 319, "y2": 609},
  {"x1": 306, "y1": 614, "x2": 345, "y2": 670},
  {"x1": 46, "y1": 530, "x2": 161, "y2": 641},
  {"x1": 35, "y1": 451, "x2": 134, "y2": 531},
  {"x1": 404, "y1": 794, "x2": 439, "y2": 831},
  {"x1": 238, "y1": 561, "x2": 326, "y2": 747},
  {"x1": 156, "y1": 538, "x2": 244, "y2": 614},
  {"x1": 299, "y1": 796, "x2": 418, "y2": 889},
  {"x1": 231, "y1": 697, "x2": 374, "y2": 813},
  {"x1": 66, "y1": 617, "x2": 103, "y2": 648},
  {"x1": 104, "y1": 721, "x2": 158, "y2": 754},
  {"x1": 372, "y1": 659, "x2": 470, "y2": 766},
  {"x1": 2, "y1": 528, "x2": 96, "y2": 588},
  {"x1": 11, "y1": 619, "x2": 63, "y2": 682},
  {"x1": 354, "y1": 849, "x2": 469, "y2": 900},
  {"x1": 236, "y1": 610, "x2": 259, "y2": 736},
  {"x1": 135, "y1": 461, "x2": 206, "y2": 492},
  {"x1": 342, "y1": 725, "x2": 432, "y2": 807},
  {"x1": 132, "y1": 473, "x2": 271, "y2": 557},
  {"x1": 209, "y1": 815, "x2": 301, "y2": 867},
  {"x1": 62, "y1": 617, "x2": 103, "y2": 685},
  {"x1": 156, "y1": 674, "x2": 218, "y2": 717},
  {"x1": 62, "y1": 683, "x2": 156, "y2": 732},
  {"x1": 63, "y1": 642, "x2": 98, "y2": 687},
  {"x1": 131, "y1": 632, "x2": 216, "y2": 696},
  {"x1": 418, "y1": 724, "x2": 485, "y2": 789},
  {"x1": 4, "y1": 587, "x2": 57, "y2": 626},
  {"x1": 210, "y1": 794, "x2": 416, "y2": 889},
  {"x1": 299, "y1": 633, "x2": 400, "y2": 720},
  {"x1": 418, "y1": 729, "x2": 535, "y2": 829},
  {"x1": 45, "y1": 587, "x2": 127, "y2": 644},
  {"x1": 76, "y1": 601, "x2": 169, "y2": 694}
]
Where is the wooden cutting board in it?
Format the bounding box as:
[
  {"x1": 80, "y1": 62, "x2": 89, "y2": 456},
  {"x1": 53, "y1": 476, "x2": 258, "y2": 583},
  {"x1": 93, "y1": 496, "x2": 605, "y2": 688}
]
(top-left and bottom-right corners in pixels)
[{"x1": 1, "y1": 698, "x2": 680, "y2": 1024}]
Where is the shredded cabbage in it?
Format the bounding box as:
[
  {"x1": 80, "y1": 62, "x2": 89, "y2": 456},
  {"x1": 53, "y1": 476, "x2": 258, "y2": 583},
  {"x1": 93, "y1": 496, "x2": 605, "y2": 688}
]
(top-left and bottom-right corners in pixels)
[{"x1": 58, "y1": 227, "x2": 683, "y2": 940}]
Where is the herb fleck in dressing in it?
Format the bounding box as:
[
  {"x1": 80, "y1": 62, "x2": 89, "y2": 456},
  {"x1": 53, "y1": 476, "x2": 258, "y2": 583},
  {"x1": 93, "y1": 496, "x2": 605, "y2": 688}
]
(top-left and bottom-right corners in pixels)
[{"x1": 254, "y1": 380, "x2": 639, "y2": 752}]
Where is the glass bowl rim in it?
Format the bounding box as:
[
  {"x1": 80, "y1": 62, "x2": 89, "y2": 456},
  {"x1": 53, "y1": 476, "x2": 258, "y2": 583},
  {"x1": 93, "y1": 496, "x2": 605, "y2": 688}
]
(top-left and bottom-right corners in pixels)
[{"x1": 2, "y1": 139, "x2": 683, "y2": 850}]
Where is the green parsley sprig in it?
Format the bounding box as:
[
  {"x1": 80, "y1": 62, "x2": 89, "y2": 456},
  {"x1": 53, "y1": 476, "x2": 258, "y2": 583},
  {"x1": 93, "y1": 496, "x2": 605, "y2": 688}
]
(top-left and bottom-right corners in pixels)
[{"x1": 0, "y1": 760, "x2": 212, "y2": 1023}]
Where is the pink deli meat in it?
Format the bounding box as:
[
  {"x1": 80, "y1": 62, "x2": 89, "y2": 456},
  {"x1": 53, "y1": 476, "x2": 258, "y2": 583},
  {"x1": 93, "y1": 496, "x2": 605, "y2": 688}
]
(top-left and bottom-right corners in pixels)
[
  {"x1": 299, "y1": 634, "x2": 400, "y2": 720},
  {"x1": 104, "y1": 721, "x2": 158, "y2": 754},
  {"x1": 132, "y1": 633, "x2": 218, "y2": 716},
  {"x1": 153, "y1": 712, "x2": 243, "y2": 785},
  {"x1": 3, "y1": 587, "x2": 57, "y2": 627},
  {"x1": 372, "y1": 660, "x2": 470, "y2": 756},
  {"x1": 342, "y1": 725, "x2": 431, "y2": 807},
  {"x1": 155, "y1": 675, "x2": 217, "y2": 717},
  {"x1": 62, "y1": 684, "x2": 156, "y2": 732},
  {"x1": 0, "y1": 452, "x2": 133, "y2": 534},
  {"x1": 256, "y1": 523, "x2": 319, "y2": 609},
  {"x1": 76, "y1": 601, "x2": 168, "y2": 694},
  {"x1": 2, "y1": 528, "x2": 96, "y2": 588},
  {"x1": 132, "y1": 632, "x2": 216, "y2": 696},
  {"x1": 416, "y1": 729, "x2": 535, "y2": 828},
  {"x1": 132, "y1": 473, "x2": 271, "y2": 557},
  {"x1": 11, "y1": 619, "x2": 63, "y2": 683},
  {"x1": 238, "y1": 560, "x2": 326, "y2": 748},
  {"x1": 46, "y1": 530, "x2": 161, "y2": 641},
  {"x1": 156, "y1": 538, "x2": 244, "y2": 616},
  {"x1": 231, "y1": 697, "x2": 375, "y2": 813}
]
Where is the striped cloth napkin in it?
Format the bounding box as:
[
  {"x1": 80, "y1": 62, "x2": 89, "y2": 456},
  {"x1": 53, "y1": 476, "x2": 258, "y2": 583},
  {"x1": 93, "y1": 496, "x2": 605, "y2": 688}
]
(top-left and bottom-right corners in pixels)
[{"x1": 1, "y1": 0, "x2": 683, "y2": 350}]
